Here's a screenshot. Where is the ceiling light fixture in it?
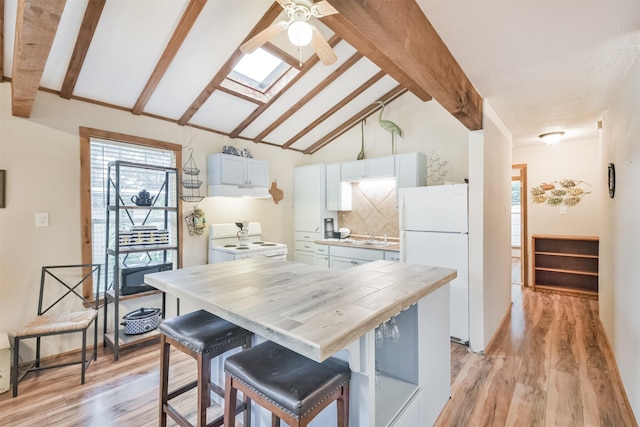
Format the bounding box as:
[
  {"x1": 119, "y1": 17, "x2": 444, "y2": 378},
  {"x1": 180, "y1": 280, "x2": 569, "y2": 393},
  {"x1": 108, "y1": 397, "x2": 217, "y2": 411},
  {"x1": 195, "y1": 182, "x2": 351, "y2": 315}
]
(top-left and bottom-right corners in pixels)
[
  {"x1": 539, "y1": 131, "x2": 565, "y2": 145},
  {"x1": 288, "y1": 19, "x2": 313, "y2": 47}
]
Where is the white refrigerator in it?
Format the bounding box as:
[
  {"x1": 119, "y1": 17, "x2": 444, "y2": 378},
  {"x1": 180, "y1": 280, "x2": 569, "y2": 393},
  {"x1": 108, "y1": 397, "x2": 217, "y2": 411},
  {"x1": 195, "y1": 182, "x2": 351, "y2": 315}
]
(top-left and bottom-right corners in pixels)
[{"x1": 399, "y1": 184, "x2": 469, "y2": 344}]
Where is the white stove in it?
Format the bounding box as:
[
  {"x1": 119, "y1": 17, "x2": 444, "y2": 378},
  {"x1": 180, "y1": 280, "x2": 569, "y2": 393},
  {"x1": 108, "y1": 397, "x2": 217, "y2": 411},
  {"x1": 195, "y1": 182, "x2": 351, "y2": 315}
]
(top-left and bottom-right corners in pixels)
[{"x1": 208, "y1": 222, "x2": 288, "y2": 263}]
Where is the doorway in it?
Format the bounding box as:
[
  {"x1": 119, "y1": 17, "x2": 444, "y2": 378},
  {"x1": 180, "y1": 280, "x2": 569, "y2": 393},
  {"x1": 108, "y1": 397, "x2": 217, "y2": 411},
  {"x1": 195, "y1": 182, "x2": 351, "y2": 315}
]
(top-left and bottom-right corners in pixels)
[{"x1": 512, "y1": 164, "x2": 528, "y2": 286}]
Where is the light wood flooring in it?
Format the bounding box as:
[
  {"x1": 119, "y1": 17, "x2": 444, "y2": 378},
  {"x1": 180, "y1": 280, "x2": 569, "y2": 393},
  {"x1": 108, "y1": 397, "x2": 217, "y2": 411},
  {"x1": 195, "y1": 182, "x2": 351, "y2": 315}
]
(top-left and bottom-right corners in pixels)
[
  {"x1": 1, "y1": 286, "x2": 636, "y2": 426},
  {"x1": 435, "y1": 286, "x2": 636, "y2": 426}
]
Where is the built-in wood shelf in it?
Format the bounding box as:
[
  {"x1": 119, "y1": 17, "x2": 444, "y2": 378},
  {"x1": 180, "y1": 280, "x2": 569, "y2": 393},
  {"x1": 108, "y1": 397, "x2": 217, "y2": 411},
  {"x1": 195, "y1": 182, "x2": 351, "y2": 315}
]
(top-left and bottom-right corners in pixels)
[{"x1": 532, "y1": 235, "x2": 599, "y2": 298}]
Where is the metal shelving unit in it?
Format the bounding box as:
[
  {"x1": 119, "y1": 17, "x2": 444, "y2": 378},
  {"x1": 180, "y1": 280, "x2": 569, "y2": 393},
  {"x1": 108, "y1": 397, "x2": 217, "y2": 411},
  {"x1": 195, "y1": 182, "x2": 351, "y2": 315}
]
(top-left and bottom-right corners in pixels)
[{"x1": 103, "y1": 160, "x2": 180, "y2": 360}]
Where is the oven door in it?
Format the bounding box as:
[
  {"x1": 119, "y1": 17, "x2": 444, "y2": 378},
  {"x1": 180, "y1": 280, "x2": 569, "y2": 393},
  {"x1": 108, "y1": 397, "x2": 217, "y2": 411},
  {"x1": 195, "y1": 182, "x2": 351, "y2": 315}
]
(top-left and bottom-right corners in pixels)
[{"x1": 209, "y1": 249, "x2": 236, "y2": 264}]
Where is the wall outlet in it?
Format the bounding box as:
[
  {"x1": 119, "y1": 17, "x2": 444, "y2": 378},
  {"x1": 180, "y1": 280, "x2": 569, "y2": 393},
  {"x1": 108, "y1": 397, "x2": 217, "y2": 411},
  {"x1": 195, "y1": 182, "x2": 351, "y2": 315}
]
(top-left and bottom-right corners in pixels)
[
  {"x1": 559, "y1": 206, "x2": 567, "y2": 215},
  {"x1": 35, "y1": 212, "x2": 49, "y2": 227}
]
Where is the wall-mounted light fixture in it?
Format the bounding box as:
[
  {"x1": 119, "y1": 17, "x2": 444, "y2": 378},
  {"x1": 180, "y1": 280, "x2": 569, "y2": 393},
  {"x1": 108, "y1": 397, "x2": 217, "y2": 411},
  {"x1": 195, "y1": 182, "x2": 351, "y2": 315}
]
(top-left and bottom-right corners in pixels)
[{"x1": 539, "y1": 131, "x2": 565, "y2": 145}]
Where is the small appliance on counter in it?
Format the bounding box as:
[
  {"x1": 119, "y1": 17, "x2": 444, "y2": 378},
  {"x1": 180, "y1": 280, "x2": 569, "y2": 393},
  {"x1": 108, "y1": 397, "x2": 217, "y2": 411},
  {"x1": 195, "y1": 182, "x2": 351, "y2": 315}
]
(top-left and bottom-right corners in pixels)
[
  {"x1": 208, "y1": 222, "x2": 288, "y2": 263},
  {"x1": 324, "y1": 218, "x2": 336, "y2": 239}
]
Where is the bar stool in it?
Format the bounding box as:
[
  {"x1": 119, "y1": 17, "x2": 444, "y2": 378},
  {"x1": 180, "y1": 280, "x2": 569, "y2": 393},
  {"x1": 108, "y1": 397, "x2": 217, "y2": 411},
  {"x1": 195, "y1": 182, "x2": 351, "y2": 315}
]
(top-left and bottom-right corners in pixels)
[
  {"x1": 159, "y1": 309, "x2": 252, "y2": 427},
  {"x1": 224, "y1": 341, "x2": 351, "y2": 427}
]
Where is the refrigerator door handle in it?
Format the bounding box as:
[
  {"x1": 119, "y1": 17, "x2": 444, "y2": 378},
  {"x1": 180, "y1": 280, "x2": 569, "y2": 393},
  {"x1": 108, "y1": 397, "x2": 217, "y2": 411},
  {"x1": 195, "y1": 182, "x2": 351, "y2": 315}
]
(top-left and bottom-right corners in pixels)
[
  {"x1": 400, "y1": 194, "x2": 406, "y2": 230},
  {"x1": 401, "y1": 230, "x2": 407, "y2": 262}
]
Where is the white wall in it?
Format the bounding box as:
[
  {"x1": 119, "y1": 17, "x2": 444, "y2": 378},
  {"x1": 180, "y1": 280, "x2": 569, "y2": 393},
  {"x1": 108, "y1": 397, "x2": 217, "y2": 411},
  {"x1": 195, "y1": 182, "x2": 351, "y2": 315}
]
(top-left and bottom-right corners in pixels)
[
  {"x1": 312, "y1": 92, "x2": 470, "y2": 183},
  {"x1": 468, "y1": 101, "x2": 513, "y2": 352},
  {"x1": 513, "y1": 137, "x2": 600, "y2": 285},
  {"x1": 600, "y1": 53, "x2": 640, "y2": 418},
  {"x1": 0, "y1": 84, "x2": 307, "y2": 355}
]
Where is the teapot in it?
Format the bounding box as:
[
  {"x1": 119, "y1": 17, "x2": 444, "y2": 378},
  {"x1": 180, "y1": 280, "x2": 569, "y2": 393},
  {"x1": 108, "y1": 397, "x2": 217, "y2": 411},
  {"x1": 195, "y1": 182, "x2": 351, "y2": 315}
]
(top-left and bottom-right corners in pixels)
[{"x1": 131, "y1": 189, "x2": 154, "y2": 206}]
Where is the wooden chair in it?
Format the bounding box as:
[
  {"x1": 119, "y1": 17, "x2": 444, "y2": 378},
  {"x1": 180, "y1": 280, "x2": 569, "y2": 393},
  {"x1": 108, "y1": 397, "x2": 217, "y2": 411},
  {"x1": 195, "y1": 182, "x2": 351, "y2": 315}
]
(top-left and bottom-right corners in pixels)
[{"x1": 11, "y1": 264, "x2": 101, "y2": 397}]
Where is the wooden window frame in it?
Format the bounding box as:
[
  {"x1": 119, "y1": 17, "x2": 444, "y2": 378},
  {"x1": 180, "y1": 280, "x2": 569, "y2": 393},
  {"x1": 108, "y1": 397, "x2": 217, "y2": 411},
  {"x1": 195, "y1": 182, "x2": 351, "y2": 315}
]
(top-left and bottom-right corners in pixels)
[{"x1": 79, "y1": 127, "x2": 183, "y2": 298}]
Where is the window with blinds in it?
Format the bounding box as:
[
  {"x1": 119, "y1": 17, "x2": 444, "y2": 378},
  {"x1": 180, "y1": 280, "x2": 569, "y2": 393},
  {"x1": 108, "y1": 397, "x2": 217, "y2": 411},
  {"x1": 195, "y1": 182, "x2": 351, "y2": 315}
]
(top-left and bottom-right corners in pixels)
[{"x1": 90, "y1": 138, "x2": 176, "y2": 291}]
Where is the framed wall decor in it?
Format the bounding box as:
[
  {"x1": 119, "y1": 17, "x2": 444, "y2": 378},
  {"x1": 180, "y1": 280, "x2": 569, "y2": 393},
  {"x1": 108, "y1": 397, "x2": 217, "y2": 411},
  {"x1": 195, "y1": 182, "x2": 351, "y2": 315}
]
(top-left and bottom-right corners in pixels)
[{"x1": 0, "y1": 170, "x2": 5, "y2": 208}]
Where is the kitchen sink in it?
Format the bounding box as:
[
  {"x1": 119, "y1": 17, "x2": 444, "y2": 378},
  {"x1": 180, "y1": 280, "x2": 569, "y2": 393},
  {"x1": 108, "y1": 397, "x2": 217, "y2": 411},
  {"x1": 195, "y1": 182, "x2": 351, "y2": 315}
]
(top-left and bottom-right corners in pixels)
[{"x1": 361, "y1": 240, "x2": 390, "y2": 247}]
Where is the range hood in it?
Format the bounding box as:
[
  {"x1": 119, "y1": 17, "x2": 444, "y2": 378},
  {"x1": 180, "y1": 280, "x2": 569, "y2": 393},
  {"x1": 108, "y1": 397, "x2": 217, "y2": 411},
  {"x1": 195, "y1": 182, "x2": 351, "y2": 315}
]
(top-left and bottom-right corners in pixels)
[{"x1": 207, "y1": 184, "x2": 270, "y2": 198}]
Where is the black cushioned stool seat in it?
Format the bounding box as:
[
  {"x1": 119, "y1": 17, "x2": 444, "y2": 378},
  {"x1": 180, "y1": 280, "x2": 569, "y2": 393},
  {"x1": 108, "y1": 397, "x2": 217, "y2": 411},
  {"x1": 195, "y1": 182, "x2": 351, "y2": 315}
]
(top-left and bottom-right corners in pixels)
[
  {"x1": 159, "y1": 309, "x2": 252, "y2": 427},
  {"x1": 223, "y1": 340, "x2": 351, "y2": 427}
]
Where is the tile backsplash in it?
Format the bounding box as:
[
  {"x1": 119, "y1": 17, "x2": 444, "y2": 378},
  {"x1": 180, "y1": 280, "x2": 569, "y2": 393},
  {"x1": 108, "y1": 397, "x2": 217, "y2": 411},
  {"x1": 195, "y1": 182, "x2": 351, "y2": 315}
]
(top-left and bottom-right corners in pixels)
[{"x1": 339, "y1": 179, "x2": 399, "y2": 238}]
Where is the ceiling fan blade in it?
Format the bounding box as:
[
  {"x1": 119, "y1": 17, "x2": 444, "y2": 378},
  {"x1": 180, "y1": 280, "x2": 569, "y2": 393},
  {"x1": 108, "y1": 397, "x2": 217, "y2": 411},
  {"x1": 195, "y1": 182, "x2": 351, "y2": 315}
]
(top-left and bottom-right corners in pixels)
[
  {"x1": 276, "y1": 0, "x2": 293, "y2": 7},
  {"x1": 240, "y1": 22, "x2": 287, "y2": 54},
  {"x1": 310, "y1": 26, "x2": 337, "y2": 65},
  {"x1": 312, "y1": 1, "x2": 338, "y2": 17}
]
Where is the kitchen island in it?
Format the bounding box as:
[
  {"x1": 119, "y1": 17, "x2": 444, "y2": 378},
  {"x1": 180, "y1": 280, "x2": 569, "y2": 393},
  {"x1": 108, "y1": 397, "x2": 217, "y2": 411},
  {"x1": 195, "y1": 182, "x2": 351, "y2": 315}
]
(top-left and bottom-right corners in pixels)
[{"x1": 145, "y1": 257, "x2": 455, "y2": 427}]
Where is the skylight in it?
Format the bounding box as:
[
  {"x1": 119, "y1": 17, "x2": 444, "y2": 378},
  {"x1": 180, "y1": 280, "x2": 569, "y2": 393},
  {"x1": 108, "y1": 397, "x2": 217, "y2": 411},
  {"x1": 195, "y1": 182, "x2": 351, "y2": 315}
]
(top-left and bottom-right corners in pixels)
[{"x1": 229, "y1": 48, "x2": 290, "y2": 92}]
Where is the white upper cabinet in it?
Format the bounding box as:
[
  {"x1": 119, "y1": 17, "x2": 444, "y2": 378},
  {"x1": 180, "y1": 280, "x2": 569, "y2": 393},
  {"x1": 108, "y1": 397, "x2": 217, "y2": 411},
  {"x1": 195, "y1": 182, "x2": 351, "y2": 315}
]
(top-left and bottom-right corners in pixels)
[
  {"x1": 207, "y1": 153, "x2": 268, "y2": 187},
  {"x1": 246, "y1": 158, "x2": 269, "y2": 187},
  {"x1": 294, "y1": 164, "x2": 335, "y2": 233},
  {"x1": 326, "y1": 163, "x2": 352, "y2": 211},
  {"x1": 367, "y1": 157, "x2": 396, "y2": 179},
  {"x1": 395, "y1": 152, "x2": 426, "y2": 188},
  {"x1": 341, "y1": 156, "x2": 395, "y2": 181}
]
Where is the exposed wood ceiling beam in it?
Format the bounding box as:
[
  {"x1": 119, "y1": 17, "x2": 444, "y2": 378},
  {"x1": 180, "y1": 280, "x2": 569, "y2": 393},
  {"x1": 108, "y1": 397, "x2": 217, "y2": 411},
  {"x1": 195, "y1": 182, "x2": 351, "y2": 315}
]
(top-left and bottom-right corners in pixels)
[
  {"x1": 60, "y1": 0, "x2": 105, "y2": 99},
  {"x1": 131, "y1": 0, "x2": 206, "y2": 115},
  {"x1": 12, "y1": 0, "x2": 66, "y2": 118},
  {"x1": 282, "y1": 70, "x2": 386, "y2": 149},
  {"x1": 304, "y1": 85, "x2": 406, "y2": 154},
  {"x1": 254, "y1": 52, "x2": 363, "y2": 143},
  {"x1": 177, "y1": 2, "x2": 283, "y2": 126},
  {"x1": 229, "y1": 34, "x2": 341, "y2": 139},
  {"x1": 323, "y1": 0, "x2": 482, "y2": 131},
  {"x1": 0, "y1": 0, "x2": 5, "y2": 78}
]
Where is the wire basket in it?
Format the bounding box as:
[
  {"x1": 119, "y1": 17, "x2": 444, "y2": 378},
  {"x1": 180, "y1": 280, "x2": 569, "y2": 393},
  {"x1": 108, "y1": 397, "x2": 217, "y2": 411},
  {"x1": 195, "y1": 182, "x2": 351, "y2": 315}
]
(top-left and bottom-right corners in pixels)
[
  {"x1": 183, "y1": 167, "x2": 200, "y2": 176},
  {"x1": 180, "y1": 195, "x2": 205, "y2": 203},
  {"x1": 180, "y1": 148, "x2": 204, "y2": 203},
  {"x1": 182, "y1": 179, "x2": 202, "y2": 189}
]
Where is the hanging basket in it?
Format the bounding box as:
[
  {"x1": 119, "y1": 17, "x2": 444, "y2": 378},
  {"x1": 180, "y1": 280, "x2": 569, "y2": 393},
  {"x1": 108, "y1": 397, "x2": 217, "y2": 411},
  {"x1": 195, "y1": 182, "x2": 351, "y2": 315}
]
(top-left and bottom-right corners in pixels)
[
  {"x1": 182, "y1": 179, "x2": 202, "y2": 189},
  {"x1": 180, "y1": 195, "x2": 205, "y2": 203},
  {"x1": 183, "y1": 166, "x2": 200, "y2": 176}
]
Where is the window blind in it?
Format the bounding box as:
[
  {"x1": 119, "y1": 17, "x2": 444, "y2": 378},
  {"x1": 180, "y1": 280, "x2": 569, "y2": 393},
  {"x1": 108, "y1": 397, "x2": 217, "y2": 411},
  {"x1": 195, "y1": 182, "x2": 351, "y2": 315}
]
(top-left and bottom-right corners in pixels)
[{"x1": 90, "y1": 138, "x2": 176, "y2": 291}]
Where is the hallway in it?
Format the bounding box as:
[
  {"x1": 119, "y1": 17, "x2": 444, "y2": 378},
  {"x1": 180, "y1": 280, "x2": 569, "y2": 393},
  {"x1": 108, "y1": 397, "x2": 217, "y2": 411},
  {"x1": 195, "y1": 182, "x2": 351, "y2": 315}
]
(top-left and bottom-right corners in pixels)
[{"x1": 435, "y1": 286, "x2": 636, "y2": 426}]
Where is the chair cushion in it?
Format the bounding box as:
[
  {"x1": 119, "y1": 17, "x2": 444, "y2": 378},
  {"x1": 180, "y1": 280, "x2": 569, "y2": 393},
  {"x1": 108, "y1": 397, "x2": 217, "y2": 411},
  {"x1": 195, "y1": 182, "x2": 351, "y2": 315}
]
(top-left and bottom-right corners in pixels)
[
  {"x1": 159, "y1": 309, "x2": 250, "y2": 354},
  {"x1": 15, "y1": 309, "x2": 98, "y2": 337},
  {"x1": 224, "y1": 341, "x2": 351, "y2": 419}
]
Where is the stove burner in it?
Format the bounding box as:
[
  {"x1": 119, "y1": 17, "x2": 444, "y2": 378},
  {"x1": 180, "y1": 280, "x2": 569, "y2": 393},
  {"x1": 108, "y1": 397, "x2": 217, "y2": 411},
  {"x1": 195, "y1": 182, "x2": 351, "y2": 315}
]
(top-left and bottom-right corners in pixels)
[
  {"x1": 252, "y1": 241, "x2": 264, "y2": 244},
  {"x1": 261, "y1": 243, "x2": 276, "y2": 246},
  {"x1": 236, "y1": 246, "x2": 249, "y2": 250},
  {"x1": 224, "y1": 244, "x2": 237, "y2": 248}
]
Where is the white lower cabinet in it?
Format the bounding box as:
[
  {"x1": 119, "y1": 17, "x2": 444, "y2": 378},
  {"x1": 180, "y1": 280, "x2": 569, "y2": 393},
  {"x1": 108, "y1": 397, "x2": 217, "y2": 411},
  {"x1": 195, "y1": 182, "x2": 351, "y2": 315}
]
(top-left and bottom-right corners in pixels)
[
  {"x1": 294, "y1": 231, "x2": 320, "y2": 265},
  {"x1": 314, "y1": 245, "x2": 330, "y2": 268},
  {"x1": 329, "y1": 246, "x2": 384, "y2": 269},
  {"x1": 384, "y1": 251, "x2": 401, "y2": 262}
]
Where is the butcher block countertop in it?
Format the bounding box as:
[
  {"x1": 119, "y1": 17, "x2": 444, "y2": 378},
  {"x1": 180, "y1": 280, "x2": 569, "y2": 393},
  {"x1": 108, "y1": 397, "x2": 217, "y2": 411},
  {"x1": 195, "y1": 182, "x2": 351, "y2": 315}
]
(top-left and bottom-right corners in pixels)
[{"x1": 145, "y1": 258, "x2": 456, "y2": 362}]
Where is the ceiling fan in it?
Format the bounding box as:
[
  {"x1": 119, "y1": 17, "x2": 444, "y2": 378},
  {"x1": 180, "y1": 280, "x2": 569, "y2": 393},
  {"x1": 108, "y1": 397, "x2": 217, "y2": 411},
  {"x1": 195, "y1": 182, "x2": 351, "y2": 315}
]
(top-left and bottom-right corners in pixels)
[{"x1": 240, "y1": 0, "x2": 339, "y2": 65}]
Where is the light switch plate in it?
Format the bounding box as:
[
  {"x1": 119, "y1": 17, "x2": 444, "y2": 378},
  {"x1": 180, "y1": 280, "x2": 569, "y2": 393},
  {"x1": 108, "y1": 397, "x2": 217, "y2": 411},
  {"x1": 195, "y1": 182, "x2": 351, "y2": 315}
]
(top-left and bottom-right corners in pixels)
[
  {"x1": 35, "y1": 212, "x2": 49, "y2": 227},
  {"x1": 559, "y1": 206, "x2": 567, "y2": 215}
]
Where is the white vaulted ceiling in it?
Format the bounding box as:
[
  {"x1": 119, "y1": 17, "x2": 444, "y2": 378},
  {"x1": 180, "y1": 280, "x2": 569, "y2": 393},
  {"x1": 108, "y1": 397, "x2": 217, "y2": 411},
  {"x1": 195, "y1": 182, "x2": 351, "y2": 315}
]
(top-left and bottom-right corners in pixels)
[{"x1": 2, "y1": 0, "x2": 639, "y2": 151}]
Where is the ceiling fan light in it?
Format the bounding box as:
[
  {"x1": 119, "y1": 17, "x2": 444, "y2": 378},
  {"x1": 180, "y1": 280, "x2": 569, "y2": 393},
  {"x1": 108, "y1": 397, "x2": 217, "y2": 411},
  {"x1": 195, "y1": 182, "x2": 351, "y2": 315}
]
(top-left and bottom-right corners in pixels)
[
  {"x1": 539, "y1": 131, "x2": 565, "y2": 145},
  {"x1": 288, "y1": 20, "x2": 313, "y2": 47}
]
